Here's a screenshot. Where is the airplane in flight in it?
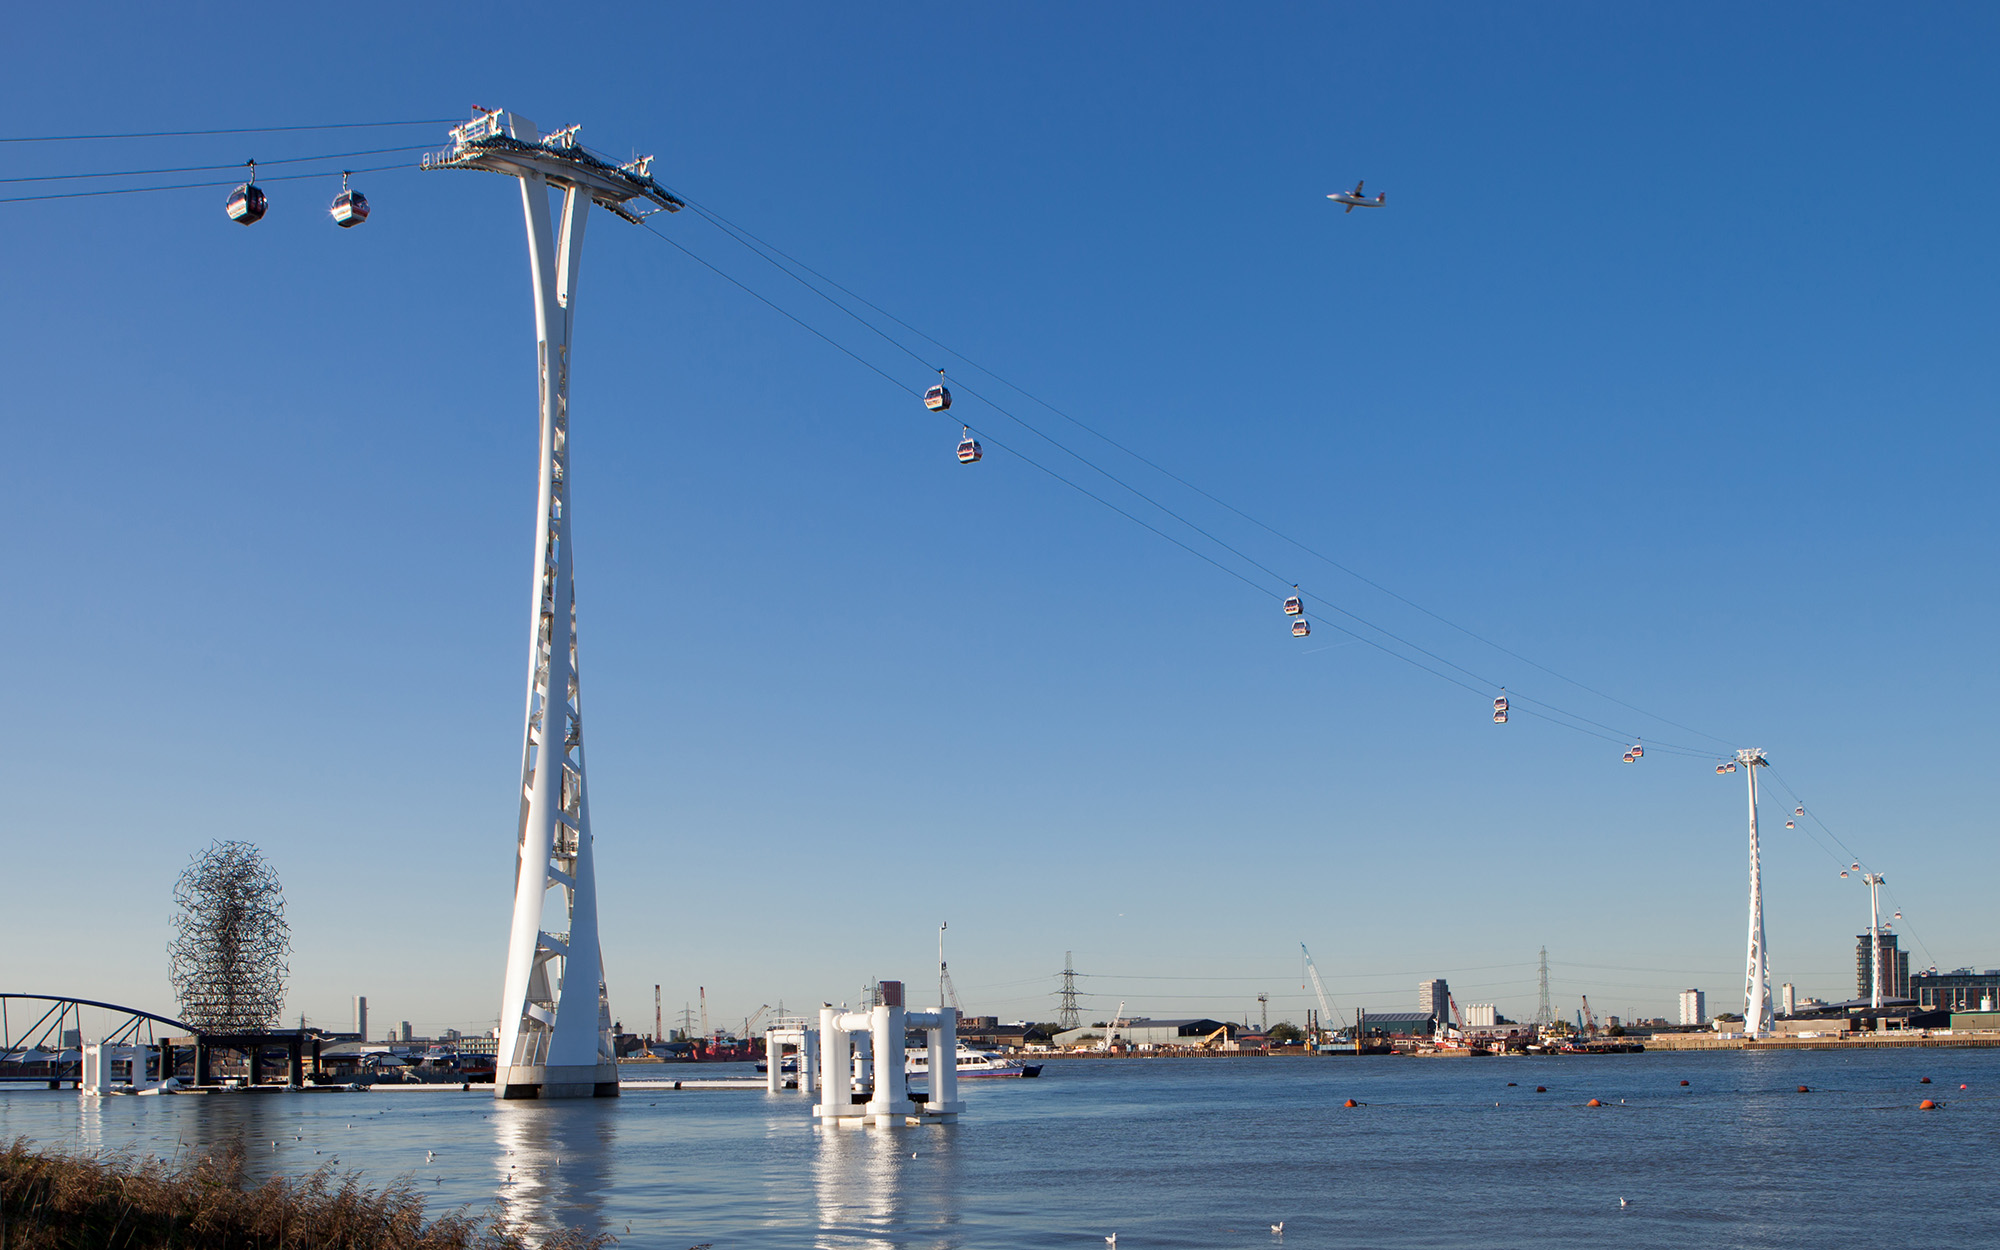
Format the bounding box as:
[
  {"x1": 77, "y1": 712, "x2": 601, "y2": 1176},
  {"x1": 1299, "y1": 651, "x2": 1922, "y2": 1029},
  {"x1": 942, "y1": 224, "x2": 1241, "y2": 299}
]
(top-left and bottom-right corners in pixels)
[{"x1": 1327, "y1": 180, "x2": 1387, "y2": 213}]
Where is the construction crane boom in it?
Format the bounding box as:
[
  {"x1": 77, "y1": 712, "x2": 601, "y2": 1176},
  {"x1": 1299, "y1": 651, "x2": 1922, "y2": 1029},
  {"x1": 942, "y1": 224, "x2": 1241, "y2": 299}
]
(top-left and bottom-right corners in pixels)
[
  {"x1": 1300, "y1": 944, "x2": 1344, "y2": 1041},
  {"x1": 1580, "y1": 995, "x2": 1596, "y2": 1037}
]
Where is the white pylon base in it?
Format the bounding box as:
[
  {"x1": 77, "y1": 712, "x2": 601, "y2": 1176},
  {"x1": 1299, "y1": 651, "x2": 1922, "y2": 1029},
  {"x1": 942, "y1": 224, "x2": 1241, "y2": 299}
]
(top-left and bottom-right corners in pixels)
[{"x1": 497, "y1": 1062, "x2": 621, "y2": 1100}]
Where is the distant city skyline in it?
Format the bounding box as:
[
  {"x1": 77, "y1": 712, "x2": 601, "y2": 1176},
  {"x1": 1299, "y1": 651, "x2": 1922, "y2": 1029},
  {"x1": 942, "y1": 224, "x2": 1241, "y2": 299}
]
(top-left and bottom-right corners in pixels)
[{"x1": 3, "y1": 6, "x2": 1995, "y2": 1036}]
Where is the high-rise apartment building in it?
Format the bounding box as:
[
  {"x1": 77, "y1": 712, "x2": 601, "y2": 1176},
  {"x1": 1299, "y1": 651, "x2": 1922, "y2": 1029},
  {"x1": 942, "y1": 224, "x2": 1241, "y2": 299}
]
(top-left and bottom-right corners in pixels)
[
  {"x1": 354, "y1": 995, "x2": 368, "y2": 1041},
  {"x1": 1418, "y1": 980, "x2": 1450, "y2": 1024},
  {"x1": 1678, "y1": 989, "x2": 1706, "y2": 1026},
  {"x1": 1855, "y1": 933, "x2": 1911, "y2": 1000}
]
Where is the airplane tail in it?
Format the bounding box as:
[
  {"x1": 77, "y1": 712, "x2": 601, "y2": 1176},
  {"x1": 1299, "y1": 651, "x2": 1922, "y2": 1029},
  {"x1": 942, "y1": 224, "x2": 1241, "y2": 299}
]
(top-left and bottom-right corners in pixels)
[{"x1": 1376, "y1": 192, "x2": 1387, "y2": 205}]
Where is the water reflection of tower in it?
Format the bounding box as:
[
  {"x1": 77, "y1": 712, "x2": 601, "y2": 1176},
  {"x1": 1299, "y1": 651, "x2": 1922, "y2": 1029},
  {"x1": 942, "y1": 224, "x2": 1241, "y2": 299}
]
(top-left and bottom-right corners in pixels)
[
  {"x1": 492, "y1": 1103, "x2": 618, "y2": 1242},
  {"x1": 1058, "y1": 952, "x2": 1082, "y2": 1031},
  {"x1": 813, "y1": 1118, "x2": 962, "y2": 1249}
]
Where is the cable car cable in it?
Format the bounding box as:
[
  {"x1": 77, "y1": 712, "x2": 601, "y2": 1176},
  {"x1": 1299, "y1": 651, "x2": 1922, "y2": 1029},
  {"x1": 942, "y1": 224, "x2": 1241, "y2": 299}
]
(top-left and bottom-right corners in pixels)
[
  {"x1": 0, "y1": 160, "x2": 410, "y2": 205},
  {"x1": 0, "y1": 143, "x2": 433, "y2": 184},
  {"x1": 642, "y1": 216, "x2": 1758, "y2": 760},
  {"x1": 670, "y1": 190, "x2": 1740, "y2": 755},
  {"x1": 0, "y1": 118, "x2": 458, "y2": 144}
]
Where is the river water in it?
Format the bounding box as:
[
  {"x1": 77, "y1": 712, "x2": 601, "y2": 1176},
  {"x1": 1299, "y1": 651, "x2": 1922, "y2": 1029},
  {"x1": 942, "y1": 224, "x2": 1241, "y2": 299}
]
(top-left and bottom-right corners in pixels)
[{"x1": 3, "y1": 1049, "x2": 1997, "y2": 1247}]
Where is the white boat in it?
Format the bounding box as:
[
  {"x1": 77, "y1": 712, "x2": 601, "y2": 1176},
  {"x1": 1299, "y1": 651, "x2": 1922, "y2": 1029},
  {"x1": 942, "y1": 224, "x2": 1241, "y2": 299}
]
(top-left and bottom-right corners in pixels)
[{"x1": 905, "y1": 1044, "x2": 1042, "y2": 1080}]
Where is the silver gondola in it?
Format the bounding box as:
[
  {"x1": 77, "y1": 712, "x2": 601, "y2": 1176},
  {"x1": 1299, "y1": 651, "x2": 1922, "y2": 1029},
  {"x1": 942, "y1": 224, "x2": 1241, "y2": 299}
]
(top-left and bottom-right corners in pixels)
[
  {"x1": 956, "y1": 429, "x2": 982, "y2": 463},
  {"x1": 1292, "y1": 618, "x2": 1310, "y2": 638},
  {"x1": 1282, "y1": 587, "x2": 1303, "y2": 616},
  {"x1": 226, "y1": 160, "x2": 267, "y2": 225},
  {"x1": 331, "y1": 170, "x2": 369, "y2": 228},
  {"x1": 1492, "y1": 693, "x2": 1509, "y2": 724},
  {"x1": 925, "y1": 370, "x2": 952, "y2": 412}
]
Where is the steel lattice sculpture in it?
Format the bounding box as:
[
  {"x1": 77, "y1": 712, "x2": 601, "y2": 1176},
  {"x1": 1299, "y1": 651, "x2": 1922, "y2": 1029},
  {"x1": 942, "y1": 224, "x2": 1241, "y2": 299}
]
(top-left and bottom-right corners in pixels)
[{"x1": 168, "y1": 840, "x2": 290, "y2": 1033}]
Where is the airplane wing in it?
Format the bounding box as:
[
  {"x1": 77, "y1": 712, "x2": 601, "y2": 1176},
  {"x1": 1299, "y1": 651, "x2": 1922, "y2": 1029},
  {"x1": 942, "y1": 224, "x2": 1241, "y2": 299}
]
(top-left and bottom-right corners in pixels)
[
  {"x1": 1352, "y1": 180, "x2": 1364, "y2": 195},
  {"x1": 1344, "y1": 203, "x2": 1355, "y2": 213}
]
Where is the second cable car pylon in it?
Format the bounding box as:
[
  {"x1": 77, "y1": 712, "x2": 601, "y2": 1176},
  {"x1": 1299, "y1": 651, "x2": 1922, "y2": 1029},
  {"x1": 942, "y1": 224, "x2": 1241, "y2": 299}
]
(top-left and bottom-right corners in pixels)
[{"x1": 426, "y1": 109, "x2": 682, "y2": 1099}]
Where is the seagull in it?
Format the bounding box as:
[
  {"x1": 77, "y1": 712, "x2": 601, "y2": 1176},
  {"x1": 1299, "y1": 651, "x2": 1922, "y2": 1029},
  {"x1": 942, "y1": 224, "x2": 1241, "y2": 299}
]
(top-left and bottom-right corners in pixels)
[
  {"x1": 1272, "y1": 1222, "x2": 1285, "y2": 1234},
  {"x1": 427, "y1": 1150, "x2": 435, "y2": 1162},
  {"x1": 1105, "y1": 1237, "x2": 1117, "y2": 1247},
  {"x1": 1619, "y1": 1198, "x2": 1630, "y2": 1208}
]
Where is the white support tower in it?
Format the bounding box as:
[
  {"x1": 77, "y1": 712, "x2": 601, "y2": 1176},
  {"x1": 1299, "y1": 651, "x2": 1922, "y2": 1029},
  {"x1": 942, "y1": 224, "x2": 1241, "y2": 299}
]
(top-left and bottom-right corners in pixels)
[
  {"x1": 1860, "y1": 871, "x2": 1887, "y2": 1010},
  {"x1": 1735, "y1": 748, "x2": 1773, "y2": 1040},
  {"x1": 427, "y1": 110, "x2": 681, "y2": 1100}
]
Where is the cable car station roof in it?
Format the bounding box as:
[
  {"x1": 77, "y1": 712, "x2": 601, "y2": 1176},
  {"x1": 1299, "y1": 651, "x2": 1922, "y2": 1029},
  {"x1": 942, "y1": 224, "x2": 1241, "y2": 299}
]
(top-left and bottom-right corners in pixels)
[{"x1": 423, "y1": 110, "x2": 683, "y2": 223}]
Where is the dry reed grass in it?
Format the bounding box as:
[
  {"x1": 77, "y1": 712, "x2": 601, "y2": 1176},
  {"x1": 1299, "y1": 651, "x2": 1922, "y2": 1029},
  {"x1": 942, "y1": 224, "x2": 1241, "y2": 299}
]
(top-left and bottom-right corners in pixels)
[{"x1": 0, "y1": 1136, "x2": 610, "y2": 1249}]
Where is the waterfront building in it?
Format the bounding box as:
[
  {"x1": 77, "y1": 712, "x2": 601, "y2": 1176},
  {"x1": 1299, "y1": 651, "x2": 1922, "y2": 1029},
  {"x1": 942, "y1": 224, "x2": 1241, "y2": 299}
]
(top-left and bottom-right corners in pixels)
[
  {"x1": 1855, "y1": 934, "x2": 1911, "y2": 1001},
  {"x1": 1357, "y1": 1011, "x2": 1436, "y2": 1038},
  {"x1": 1679, "y1": 989, "x2": 1706, "y2": 1026},
  {"x1": 1050, "y1": 1018, "x2": 1235, "y2": 1048},
  {"x1": 1781, "y1": 982, "x2": 1795, "y2": 1015},
  {"x1": 353, "y1": 996, "x2": 368, "y2": 1042},
  {"x1": 1465, "y1": 1003, "x2": 1496, "y2": 1028},
  {"x1": 1910, "y1": 968, "x2": 2000, "y2": 1012},
  {"x1": 1418, "y1": 980, "x2": 1450, "y2": 1023}
]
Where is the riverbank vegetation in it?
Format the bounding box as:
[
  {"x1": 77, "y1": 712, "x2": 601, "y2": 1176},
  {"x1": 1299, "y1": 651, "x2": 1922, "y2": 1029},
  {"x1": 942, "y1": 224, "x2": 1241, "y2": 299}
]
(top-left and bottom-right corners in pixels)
[{"x1": 0, "y1": 1137, "x2": 607, "y2": 1249}]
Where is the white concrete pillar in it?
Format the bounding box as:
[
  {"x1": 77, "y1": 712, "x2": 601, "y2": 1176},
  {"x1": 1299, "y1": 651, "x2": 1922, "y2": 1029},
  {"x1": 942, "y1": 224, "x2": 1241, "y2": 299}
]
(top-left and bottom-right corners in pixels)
[
  {"x1": 925, "y1": 1025, "x2": 945, "y2": 1107},
  {"x1": 766, "y1": 1029, "x2": 782, "y2": 1094},
  {"x1": 800, "y1": 1029, "x2": 817, "y2": 1095},
  {"x1": 817, "y1": 1007, "x2": 843, "y2": 1121},
  {"x1": 81, "y1": 1043, "x2": 104, "y2": 1095},
  {"x1": 867, "y1": 1002, "x2": 912, "y2": 1124},
  {"x1": 935, "y1": 1008, "x2": 960, "y2": 1115}
]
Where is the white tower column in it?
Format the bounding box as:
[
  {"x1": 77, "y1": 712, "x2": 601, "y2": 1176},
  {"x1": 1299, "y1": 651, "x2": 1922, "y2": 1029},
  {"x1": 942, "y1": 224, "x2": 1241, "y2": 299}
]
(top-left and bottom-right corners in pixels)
[
  {"x1": 428, "y1": 110, "x2": 681, "y2": 1101},
  {"x1": 1738, "y1": 749, "x2": 1772, "y2": 1039}
]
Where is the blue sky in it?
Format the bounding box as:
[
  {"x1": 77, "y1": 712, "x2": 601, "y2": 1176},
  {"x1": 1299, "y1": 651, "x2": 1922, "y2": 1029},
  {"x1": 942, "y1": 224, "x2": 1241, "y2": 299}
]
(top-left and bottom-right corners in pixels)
[{"x1": 3, "y1": 4, "x2": 1995, "y2": 1038}]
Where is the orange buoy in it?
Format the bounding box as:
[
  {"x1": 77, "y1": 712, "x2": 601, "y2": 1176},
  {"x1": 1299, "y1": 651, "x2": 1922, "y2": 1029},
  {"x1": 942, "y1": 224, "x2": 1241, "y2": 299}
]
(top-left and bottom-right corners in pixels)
[
  {"x1": 1961, "y1": 1084, "x2": 1970, "y2": 1090},
  {"x1": 1919, "y1": 1099, "x2": 1937, "y2": 1110},
  {"x1": 1680, "y1": 1080, "x2": 1689, "y2": 1086},
  {"x1": 1507, "y1": 1082, "x2": 1517, "y2": 1087},
  {"x1": 1343, "y1": 1098, "x2": 1357, "y2": 1108},
  {"x1": 1587, "y1": 1098, "x2": 1602, "y2": 1107},
  {"x1": 1535, "y1": 1086, "x2": 1547, "y2": 1093},
  {"x1": 1920, "y1": 1077, "x2": 1931, "y2": 1084},
  {"x1": 1797, "y1": 1085, "x2": 1810, "y2": 1093}
]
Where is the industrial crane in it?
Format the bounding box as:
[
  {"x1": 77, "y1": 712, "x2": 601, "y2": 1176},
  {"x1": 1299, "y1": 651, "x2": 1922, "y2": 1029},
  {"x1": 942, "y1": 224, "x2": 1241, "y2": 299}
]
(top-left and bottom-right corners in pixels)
[
  {"x1": 744, "y1": 1004, "x2": 772, "y2": 1037},
  {"x1": 1300, "y1": 944, "x2": 1345, "y2": 1045},
  {"x1": 1104, "y1": 1001, "x2": 1127, "y2": 1053},
  {"x1": 1580, "y1": 995, "x2": 1597, "y2": 1038}
]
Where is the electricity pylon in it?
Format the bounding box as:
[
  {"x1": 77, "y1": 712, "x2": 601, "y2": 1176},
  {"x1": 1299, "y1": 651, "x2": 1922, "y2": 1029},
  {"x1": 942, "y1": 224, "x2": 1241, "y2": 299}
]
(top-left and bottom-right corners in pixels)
[
  {"x1": 1534, "y1": 946, "x2": 1553, "y2": 1027},
  {"x1": 428, "y1": 110, "x2": 681, "y2": 1099},
  {"x1": 1057, "y1": 952, "x2": 1082, "y2": 1030}
]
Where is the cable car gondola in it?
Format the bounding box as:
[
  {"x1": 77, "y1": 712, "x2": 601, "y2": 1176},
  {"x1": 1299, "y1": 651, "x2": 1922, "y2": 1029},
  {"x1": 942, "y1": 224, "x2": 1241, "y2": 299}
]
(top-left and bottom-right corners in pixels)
[
  {"x1": 1622, "y1": 751, "x2": 1635, "y2": 763},
  {"x1": 1292, "y1": 618, "x2": 1310, "y2": 638},
  {"x1": 1493, "y1": 693, "x2": 1508, "y2": 724},
  {"x1": 1840, "y1": 870, "x2": 1850, "y2": 879},
  {"x1": 330, "y1": 170, "x2": 369, "y2": 228},
  {"x1": 1785, "y1": 820, "x2": 1795, "y2": 828},
  {"x1": 1628, "y1": 741, "x2": 1644, "y2": 760},
  {"x1": 226, "y1": 160, "x2": 267, "y2": 225},
  {"x1": 1794, "y1": 806, "x2": 1804, "y2": 817},
  {"x1": 925, "y1": 370, "x2": 952, "y2": 412},
  {"x1": 956, "y1": 428, "x2": 982, "y2": 463},
  {"x1": 1282, "y1": 586, "x2": 1303, "y2": 616}
]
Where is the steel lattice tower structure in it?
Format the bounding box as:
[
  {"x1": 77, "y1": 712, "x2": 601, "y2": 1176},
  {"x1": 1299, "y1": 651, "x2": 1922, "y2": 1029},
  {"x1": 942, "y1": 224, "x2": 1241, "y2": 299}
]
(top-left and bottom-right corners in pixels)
[
  {"x1": 1736, "y1": 748, "x2": 1773, "y2": 1039},
  {"x1": 428, "y1": 110, "x2": 682, "y2": 1099},
  {"x1": 1057, "y1": 952, "x2": 1082, "y2": 1030},
  {"x1": 1533, "y1": 946, "x2": 1553, "y2": 1027}
]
